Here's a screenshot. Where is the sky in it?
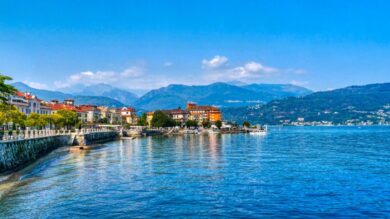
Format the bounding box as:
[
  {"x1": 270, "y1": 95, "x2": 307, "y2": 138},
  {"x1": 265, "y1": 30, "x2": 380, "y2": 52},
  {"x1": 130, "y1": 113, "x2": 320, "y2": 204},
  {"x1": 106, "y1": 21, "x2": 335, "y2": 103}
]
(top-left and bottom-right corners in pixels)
[{"x1": 1, "y1": 0, "x2": 390, "y2": 91}]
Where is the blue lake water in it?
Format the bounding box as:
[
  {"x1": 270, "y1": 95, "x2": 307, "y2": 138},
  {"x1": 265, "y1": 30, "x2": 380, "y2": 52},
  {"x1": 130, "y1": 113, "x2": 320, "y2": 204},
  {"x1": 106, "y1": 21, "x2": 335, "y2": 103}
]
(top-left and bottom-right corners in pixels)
[{"x1": 0, "y1": 126, "x2": 389, "y2": 218}]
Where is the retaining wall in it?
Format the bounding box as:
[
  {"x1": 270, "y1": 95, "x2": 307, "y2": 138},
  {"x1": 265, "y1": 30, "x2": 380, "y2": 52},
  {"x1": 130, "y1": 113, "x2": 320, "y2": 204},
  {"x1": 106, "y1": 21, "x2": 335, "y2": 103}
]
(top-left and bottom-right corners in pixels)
[
  {"x1": 0, "y1": 131, "x2": 119, "y2": 174},
  {"x1": 0, "y1": 135, "x2": 72, "y2": 173}
]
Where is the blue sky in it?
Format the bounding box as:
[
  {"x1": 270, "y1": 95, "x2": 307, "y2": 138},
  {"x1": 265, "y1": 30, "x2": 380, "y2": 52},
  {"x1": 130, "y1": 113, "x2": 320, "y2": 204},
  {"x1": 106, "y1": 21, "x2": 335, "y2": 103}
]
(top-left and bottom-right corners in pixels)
[{"x1": 1, "y1": 0, "x2": 390, "y2": 91}]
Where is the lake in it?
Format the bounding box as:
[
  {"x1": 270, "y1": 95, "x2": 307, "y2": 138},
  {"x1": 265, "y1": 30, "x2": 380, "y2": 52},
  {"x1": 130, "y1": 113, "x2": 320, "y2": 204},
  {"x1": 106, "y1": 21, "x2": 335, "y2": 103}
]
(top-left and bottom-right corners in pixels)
[{"x1": 0, "y1": 126, "x2": 389, "y2": 218}]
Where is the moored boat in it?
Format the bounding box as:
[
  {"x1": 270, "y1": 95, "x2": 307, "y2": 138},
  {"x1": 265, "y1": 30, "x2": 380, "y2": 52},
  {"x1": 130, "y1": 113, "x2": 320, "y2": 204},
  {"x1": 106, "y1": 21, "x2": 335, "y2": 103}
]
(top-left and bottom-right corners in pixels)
[{"x1": 249, "y1": 125, "x2": 268, "y2": 135}]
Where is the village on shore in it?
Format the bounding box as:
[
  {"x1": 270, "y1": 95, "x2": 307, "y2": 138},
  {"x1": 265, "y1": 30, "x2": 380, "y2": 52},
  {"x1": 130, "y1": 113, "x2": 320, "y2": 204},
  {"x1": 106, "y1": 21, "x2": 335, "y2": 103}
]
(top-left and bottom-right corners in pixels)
[{"x1": 6, "y1": 91, "x2": 257, "y2": 136}]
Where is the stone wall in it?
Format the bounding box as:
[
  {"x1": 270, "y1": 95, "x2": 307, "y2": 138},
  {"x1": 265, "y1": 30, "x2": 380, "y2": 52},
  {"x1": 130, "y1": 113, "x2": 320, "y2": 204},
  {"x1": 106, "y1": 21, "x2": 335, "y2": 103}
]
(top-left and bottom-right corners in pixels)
[
  {"x1": 0, "y1": 135, "x2": 72, "y2": 173},
  {"x1": 0, "y1": 131, "x2": 119, "y2": 174},
  {"x1": 73, "y1": 131, "x2": 118, "y2": 146}
]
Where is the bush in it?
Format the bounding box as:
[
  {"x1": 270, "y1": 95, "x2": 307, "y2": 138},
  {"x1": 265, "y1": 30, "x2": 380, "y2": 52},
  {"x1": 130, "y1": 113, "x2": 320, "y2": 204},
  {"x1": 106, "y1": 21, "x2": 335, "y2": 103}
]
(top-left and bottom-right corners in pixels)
[
  {"x1": 185, "y1": 120, "x2": 198, "y2": 128},
  {"x1": 151, "y1": 110, "x2": 176, "y2": 127}
]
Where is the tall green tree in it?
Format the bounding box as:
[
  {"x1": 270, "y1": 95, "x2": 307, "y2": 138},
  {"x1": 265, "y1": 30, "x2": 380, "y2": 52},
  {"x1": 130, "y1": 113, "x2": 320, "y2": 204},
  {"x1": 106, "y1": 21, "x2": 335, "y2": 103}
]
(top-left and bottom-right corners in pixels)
[
  {"x1": 185, "y1": 120, "x2": 198, "y2": 128},
  {"x1": 0, "y1": 104, "x2": 26, "y2": 127},
  {"x1": 51, "y1": 113, "x2": 64, "y2": 129},
  {"x1": 202, "y1": 119, "x2": 211, "y2": 128},
  {"x1": 26, "y1": 113, "x2": 48, "y2": 129},
  {"x1": 137, "y1": 113, "x2": 148, "y2": 126},
  {"x1": 215, "y1": 120, "x2": 222, "y2": 129},
  {"x1": 242, "y1": 121, "x2": 251, "y2": 128},
  {"x1": 56, "y1": 110, "x2": 78, "y2": 129},
  {"x1": 0, "y1": 74, "x2": 17, "y2": 104},
  {"x1": 151, "y1": 110, "x2": 176, "y2": 127}
]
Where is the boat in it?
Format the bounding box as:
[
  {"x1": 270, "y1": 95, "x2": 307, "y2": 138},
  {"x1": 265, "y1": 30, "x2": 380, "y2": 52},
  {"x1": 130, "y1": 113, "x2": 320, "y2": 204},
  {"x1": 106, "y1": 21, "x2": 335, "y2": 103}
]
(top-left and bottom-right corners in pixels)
[
  {"x1": 208, "y1": 127, "x2": 221, "y2": 134},
  {"x1": 249, "y1": 125, "x2": 268, "y2": 135},
  {"x1": 183, "y1": 129, "x2": 199, "y2": 134}
]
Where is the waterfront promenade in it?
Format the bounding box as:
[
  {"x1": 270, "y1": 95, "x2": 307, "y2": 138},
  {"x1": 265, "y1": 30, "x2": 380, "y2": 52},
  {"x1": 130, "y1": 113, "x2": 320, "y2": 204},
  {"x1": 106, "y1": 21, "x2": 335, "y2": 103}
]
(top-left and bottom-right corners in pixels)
[{"x1": 0, "y1": 128, "x2": 119, "y2": 174}]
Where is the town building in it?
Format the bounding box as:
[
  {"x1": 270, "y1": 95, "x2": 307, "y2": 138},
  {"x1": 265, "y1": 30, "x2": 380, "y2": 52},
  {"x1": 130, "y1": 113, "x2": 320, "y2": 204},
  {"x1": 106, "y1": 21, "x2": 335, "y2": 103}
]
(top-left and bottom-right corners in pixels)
[
  {"x1": 163, "y1": 109, "x2": 189, "y2": 124},
  {"x1": 78, "y1": 105, "x2": 101, "y2": 123},
  {"x1": 9, "y1": 92, "x2": 52, "y2": 115},
  {"x1": 186, "y1": 102, "x2": 222, "y2": 123},
  {"x1": 9, "y1": 92, "x2": 29, "y2": 114},
  {"x1": 98, "y1": 106, "x2": 122, "y2": 124},
  {"x1": 120, "y1": 107, "x2": 137, "y2": 125}
]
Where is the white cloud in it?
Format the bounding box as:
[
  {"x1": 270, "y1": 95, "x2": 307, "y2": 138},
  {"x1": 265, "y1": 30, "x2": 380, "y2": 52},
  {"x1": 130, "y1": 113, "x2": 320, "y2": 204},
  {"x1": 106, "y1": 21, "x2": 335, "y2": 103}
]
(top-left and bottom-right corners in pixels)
[
  {"x1": 23, "y1": 81, "x2": 49, "y2": 89},
  {"x1": 120, "y1": 67, "x2": 143, "y2": 77},
  {"x1": 200, "y1": 60, "x2": 279, "y2": 84},
  {"x1": 229, "y1": 61, "x2": 278, "y2": 79},
  {"x1": 55, "y1": 66, "x2": 192, "y2": 90},
  {"x1": 244, "y1": 62, "x2": 277, "y2": 73},
  {"x1": 60, "y1": 67, "x2": 144, "y2": 88},
  {"x1": 164, "y1": 62, "x2": 173, "y2": 67},
  {"x1": 202, "y1": 55, "x2": 228, "y2": 69},
  {"x1": 68, "y1": 70, "x2": 116, "y2": 84},
  {"x1": 290, "y1": 80, "x2": 309, "y2": 86}
]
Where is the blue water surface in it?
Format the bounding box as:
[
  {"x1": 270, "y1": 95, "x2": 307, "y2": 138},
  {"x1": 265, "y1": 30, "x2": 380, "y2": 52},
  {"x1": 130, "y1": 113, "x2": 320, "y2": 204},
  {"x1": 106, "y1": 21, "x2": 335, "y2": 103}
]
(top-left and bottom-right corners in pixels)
[{"x1": 0, "y1": 126, "x2": 389, "y2": 218}]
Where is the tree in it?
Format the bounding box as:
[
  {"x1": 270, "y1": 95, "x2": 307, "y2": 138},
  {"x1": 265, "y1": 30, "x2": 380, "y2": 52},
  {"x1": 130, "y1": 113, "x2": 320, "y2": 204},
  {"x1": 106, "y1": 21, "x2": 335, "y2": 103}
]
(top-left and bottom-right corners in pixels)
[
  {"x1": 0, "y1": 104, "x2": 26, "y2": 128},
  {"x1": 137, "y1": 113, "x2": 148, "y2": 126},
  {"x1": 56, "y1": 110, "x2": 78, "y2": 129},
  {"x1": 98, "y1": 117, "x2": 109, "y2": 124},
  {"x1": 50, "y1": 113, "x2": 64, "y2": 129},
  {"x1": 215, "y1": 120, "x2": 222, "y2": 129},
  {"x1": 0, "y1": 74, "x2": 17, "y2": 104},
  {"x1": 150, "y1": 110, "x2": 176, "y2": 127},
  {"x1": 243, "y1": 121, "x2": 251, "y2": 128},
  {"x1": 26, "y1": 113, "x2": 48, "y2": 129},
  {"x1": 202, "y1": 119, "x2": 211, "y2": 128},
  {"x1": 185, "y1": 120, "x2": 198, "y2": 128}
]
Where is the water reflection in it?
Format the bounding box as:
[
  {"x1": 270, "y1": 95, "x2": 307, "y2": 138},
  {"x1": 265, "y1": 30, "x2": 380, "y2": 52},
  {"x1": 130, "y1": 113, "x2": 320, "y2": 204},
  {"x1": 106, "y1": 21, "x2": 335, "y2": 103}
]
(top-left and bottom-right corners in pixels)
[{"x1": 0, "y1": 127, "x2": 389, "y2": 218}]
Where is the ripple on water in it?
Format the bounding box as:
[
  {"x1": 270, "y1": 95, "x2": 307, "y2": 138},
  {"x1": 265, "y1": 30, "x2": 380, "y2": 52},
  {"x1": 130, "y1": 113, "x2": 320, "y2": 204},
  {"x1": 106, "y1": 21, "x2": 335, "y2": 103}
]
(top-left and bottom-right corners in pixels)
[{"x1": 0, "y1": 126, "x2": 389, "y2": 218}]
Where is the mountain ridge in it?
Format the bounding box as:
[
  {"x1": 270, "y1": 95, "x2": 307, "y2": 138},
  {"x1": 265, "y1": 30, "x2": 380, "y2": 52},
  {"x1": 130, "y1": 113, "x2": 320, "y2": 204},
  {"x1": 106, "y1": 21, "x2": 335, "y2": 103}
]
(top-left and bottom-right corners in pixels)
[
  {"x1": 134, "y1": 82, "x2": 312, "y2": 110},
  {"x1": 222, "y1": 82, "x2": 390, "y2": 125},
  {"x1": 12, "y1": 82, "x2": 126, "y2": 107},
  {"x1": 59, "y1": 83, "x2": 138, "y2": 105}
]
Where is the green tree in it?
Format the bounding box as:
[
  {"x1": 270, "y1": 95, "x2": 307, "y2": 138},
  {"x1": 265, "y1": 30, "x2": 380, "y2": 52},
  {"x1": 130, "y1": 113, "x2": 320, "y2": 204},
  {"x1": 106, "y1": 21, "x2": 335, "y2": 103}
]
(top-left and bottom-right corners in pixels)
[
  {"x1": 242, "y1": 121, "x2": 251, "y2": 128},
  {"x1": 26, "y1": 113, "x2": 47, "y2": 129},
  {"x1": 50, "y1": 113, "x2": 64, "y2": 129},
  {"x1": 98, "y1": 117, "x2": 109, "y2": 124},
  {"x1": 0, "y1": 74, "x2": 17, "y2": 104},
  {"x1": 215, "y1": 120, "x2": 222, "y2": 129},
  {"x1": 0, "y1": 104, "x2": 26, "y2": 127},
  {"x1": 56, "y1": 109, "x2": 78, "y2": 129},
  {"x1": 185, "y1": 120, "x2": 198, "y2": 128},
  {"x1": 137, "y1": 113, "x2": 148, "y2": 126},
  {"x1": 151, "y1": 110, "x2": 175, "y2": 127},
  {"x1": 202, "y1": 119, "x2": 211, "y2": 128}
]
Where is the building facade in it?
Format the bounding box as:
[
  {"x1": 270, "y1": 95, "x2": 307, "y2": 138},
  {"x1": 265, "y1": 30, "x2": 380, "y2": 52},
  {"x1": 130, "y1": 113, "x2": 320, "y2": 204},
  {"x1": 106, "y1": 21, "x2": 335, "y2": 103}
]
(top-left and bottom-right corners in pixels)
[
  {"x1": 10, "y1": 92, "x2": 52, "y2": 115},
  {"x1": 120, "y1": 107, "x2": 137, "y2": 125},
  {"x1": 186, "y1": 103, "x2": 222, "y2": 123}
]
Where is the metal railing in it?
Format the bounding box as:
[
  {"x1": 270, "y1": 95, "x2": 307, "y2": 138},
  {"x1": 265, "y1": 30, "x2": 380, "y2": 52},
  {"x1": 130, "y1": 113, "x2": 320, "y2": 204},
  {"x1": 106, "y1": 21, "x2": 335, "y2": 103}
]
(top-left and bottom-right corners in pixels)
[{"x1": 1, "y1": 128, "x2": 114, "y2": 141}]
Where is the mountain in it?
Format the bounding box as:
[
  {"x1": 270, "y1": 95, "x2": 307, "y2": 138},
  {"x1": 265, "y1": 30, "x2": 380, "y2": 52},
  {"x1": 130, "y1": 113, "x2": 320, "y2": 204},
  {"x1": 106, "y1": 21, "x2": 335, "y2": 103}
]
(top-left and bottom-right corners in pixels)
[
  {"x1": 134, "y1": 83, "x2": 266, "y2": 110},
  {"x1": 134, "y1": 82, "x2": 312, "y2": 110},
  {"x1": 59, "y1": 83, "x2": 138, "y2": 105},
  {"x1": 222, "y1": 83, "x2": 390, "y2": 125},
  {"x1": 241, "y1": 83, "x2": 313, "y2": 99},
  {"x1": 12, "y1": 82, "x2": 125, "y2": 107}
]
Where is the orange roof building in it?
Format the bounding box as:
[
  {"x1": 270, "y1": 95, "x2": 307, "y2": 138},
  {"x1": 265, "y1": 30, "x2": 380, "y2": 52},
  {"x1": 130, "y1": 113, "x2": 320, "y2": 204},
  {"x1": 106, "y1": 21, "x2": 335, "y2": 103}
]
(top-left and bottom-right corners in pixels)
[{"x1": 186, "y1": 102, "x2": 222, "y2": 122}]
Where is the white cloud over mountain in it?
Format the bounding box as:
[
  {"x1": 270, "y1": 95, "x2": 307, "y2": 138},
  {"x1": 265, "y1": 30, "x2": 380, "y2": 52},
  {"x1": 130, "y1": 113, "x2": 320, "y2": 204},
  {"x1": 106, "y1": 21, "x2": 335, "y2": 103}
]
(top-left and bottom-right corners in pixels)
[
  {"x1": 49, "y1": 56, "x2": 306, "y2": 90},
  {"x1": 202, "y1": 55, "x2": 228, "y2": 69}
]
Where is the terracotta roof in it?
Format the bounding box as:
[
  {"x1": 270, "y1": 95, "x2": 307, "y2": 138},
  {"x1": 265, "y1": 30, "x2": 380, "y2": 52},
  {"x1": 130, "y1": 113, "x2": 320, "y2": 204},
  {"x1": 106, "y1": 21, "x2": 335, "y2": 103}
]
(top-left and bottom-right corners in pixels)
[
  {"x1": 78, "y1": 105, "x2": 98, "y2": 111},
  {"x1": 119, "y1": 107, "x2": 135, "y2": 112},
  {"x1": 50, "y1": 103, "x2": 76, "y2": 111}
]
